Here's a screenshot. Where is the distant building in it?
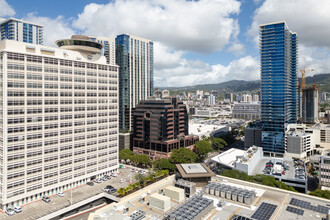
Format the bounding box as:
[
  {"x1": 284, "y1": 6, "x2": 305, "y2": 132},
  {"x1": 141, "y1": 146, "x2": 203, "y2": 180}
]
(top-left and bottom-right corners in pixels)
[
  {"x1": 244, "y1": 126, "x2": 262, "y2": 148},
  {"x1": 132, "y1": 97, "x2": 198, "y2": 160},
  {"x1": 89, "y1": 36, "x2": 116, "y2": 65},
  {"x1": 116, "y1": 34, "x2": 154, "y2": 132},
  {"x1": 196, "y1": 90, "x2": 203, "y2": 99},
  {"x1": 253, "y1": 94, "x2": 259, "y2": 102},
  {"x1": 162, "y1": 89, "x2": 170, "y2": 98},
  {"x1": 175, "y1": 163, "x2": 215, "y2": 187},
  {"x1": 0, "y1": 17, "x2": 43, "y2": 44},
  {"x1": 302, "y1": 85, "x2": 319, "y2": 124},
  {"x1": 242, "y1": 94, "x2": 252, "y2": 102},
  {"x1": 207, "y1": 94, "x2": 215, "y2": 106},
  {"x1": 232, "y1": 102, "x2": 260, "y2": 120}
]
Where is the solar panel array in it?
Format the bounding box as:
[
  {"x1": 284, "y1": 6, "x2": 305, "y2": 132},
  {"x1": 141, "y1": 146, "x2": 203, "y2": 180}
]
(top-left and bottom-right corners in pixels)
[
  {"x1": 289, "y1": 198, "x2": 329, "y2": 214},
  {"x1": 231, "y1": 215, "x2": 253, "y2": 220},
  {"x1": 251, "y1": 203, "x2": 277, "y2": 220},
  {"x1": 286, "y1": 206, "x2": 304, "y2": 216},
  {"x1": 164, "y1": 196, "x2": 213, "y2": 220}
]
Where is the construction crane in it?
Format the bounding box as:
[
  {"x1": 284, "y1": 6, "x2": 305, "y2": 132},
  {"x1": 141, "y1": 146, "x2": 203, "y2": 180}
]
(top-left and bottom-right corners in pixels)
[{"x1": 299, "y1": 67, "x2": 314, "y2": 89}]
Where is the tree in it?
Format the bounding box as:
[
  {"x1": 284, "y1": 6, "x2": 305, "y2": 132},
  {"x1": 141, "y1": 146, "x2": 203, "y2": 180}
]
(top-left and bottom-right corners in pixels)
[
  {"x1": 134, "y1": 172, "x2": 146, "y2": 185},
  {"x1": 135, "y1": 155, "x2": 151, "y2": 167},
  {"x1": 195, "y1": 140, "x2": 213, "y2": 158},
  {"x1": 119, "y1": 149, "x2": 134, "y2": 160},
  {"x1": 153, "y1": 159, "x2": 176, "y2": 172},
  {"x1": 309, "y1": 189, "x2": 330, "y2": 199},
  {"x1": 169, "y1": 148, "x2": 198, "y2": 164},
  {"x1": 210, "y1": 137, "x2": 228, "y2": 151}
]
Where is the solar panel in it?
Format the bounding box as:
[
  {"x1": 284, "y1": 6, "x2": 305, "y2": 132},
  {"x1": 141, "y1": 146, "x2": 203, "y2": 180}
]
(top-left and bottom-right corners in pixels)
[
  {"x1": 286, "y1": 206, "x2": 304, "y2": 215},
  {"x1": 251, "y1": 203, "x2": 277, "y2": 220},
  {"x1": 289, "y1": 198, "x2": 329, "y2": 214},
  {"x1": 231, "y1": 215, "x2": 253, "y2": 220}
]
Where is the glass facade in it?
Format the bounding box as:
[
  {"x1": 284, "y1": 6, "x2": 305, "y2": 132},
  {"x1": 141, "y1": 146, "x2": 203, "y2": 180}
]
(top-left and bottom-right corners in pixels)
[
  {"x1": 0, "y1": 19, "x2": 43, "y2": 45},
  {"x1": 260, "y1": 22, "x2": 297, "y2": 154},
  {"x1": 116, "y1": 34, "x2": 154, "y2": 132}
]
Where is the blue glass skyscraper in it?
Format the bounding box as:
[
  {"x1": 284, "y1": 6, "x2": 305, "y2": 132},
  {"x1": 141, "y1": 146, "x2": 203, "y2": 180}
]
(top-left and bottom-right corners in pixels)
[
  {"x1": 260, "y1": 21, "x2": 297, "y2": 154},
  {"x1": 116, "y1": 34, "x2": 154, "y2": 132}
]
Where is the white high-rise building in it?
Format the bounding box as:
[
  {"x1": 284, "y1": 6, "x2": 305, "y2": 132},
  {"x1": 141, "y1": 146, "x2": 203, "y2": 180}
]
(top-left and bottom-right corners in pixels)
[
  {"x1": 208, "y1": 94, "x2": 215, "y2": 106},
  {"x1": 242, "y1": 94, "x2": 252, "y2": 102},
  {"x1": 0, "y1": 18, "x2": 43, "y2": 45},
  {"x1": 253, "y1": 94, "x2": 259, "y2": 102},
  {"x1": 0, "y1": 35, "x2": 118, "y2": 209},
  {"x1": 89, "y1": 36, "x2": 116, "y2": 65}
]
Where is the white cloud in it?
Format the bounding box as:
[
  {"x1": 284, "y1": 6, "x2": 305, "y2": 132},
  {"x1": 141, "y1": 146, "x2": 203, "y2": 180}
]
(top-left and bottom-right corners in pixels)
[
  {"x1": 0, "y1": 0, "x2": 15, "y2": 17},
  {"x1": 298, "y1": 45, "x2": 330, "y2": 76},
  {"x1": 73, "y1": 0, "x2": 241, "y2": 53},
  {"x1": 23, "y1": 13, "x2": 75, "y2": 46},
  {"x1": 248, "y1": 0, "x2": 330, "y2": 48},
  {"x1": 227, "y1": 42, "x2": 245, "y2": 55},
  {"x1": 154, "y1": 43, "x2": 259, "y2": 87}
]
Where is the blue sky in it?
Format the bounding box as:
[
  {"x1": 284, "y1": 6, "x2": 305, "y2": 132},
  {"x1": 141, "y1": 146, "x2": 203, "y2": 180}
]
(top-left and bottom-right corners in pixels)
[{"x1": 2, "y1": 0, "x2": 330, "y2": 87}]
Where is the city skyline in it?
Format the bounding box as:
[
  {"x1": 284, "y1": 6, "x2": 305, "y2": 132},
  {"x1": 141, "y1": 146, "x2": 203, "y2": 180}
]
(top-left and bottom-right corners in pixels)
[{"x1": 3, "y1": 0, "x2": 330, "y2": 87}]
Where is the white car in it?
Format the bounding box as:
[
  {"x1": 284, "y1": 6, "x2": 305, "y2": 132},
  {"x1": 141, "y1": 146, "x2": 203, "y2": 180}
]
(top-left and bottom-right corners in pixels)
[
  {"x1": 101, "y1": 188, "x2": 109, "y2": 192},
  {"x1": 6, "y1": 208, "x2": 15, "y2": 216},
  {"x1": 94, "y1": 178, "x2": 102, "y2": 183},
  {"x1": 138, "y1": 170, "x2": 146, "y2": 174},
  {"x1": 120, "y1": 178, "x2": 126, "y2": 183},
  {"x1": 57, "y1": 192, "x2": 65, "y2": 197},
  {"x1": 111, "y1": 172, "x2": 118, "y2": 177},
  {"x1": 14, "y1": 206, "x2": 22, "y2": 213},
  {"x1": 131, "y1": 168, "x2": 135, "y2": 172}
]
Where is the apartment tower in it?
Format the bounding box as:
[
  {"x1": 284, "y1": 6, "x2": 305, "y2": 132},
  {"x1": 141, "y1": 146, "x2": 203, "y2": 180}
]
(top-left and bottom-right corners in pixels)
[
  {"x1": 0, "y1": 18, "x2": 43, "y2": 45},
  {"x1": 260, "y1": 21, "x2": 298, "y2": 155},
  {"x1": 89, "y1": 36, "x2": 116, "y2": 65},
  {"x1": 115, "y1": 34, "x2": 154, "y2": 132},
  {"x1": 0, "y1": 35, "x2": 118, "y2": 209}
]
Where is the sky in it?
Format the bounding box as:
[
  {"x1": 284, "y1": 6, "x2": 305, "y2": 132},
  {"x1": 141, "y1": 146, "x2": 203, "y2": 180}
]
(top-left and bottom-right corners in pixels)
[{"x1": 2, "y1": 0, "x2": 330, "y2": 87}]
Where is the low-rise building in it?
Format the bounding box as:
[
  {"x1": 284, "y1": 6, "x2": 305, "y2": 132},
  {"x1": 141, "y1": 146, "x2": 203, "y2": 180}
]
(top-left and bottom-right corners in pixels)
[
  {"x1": 320, "y1": 149, "x2": 330, "y2": 187},
  {"x1": 232, "y1": 102, "x2": 260, "y2": 120},
  {"x1": 175, "y1": 163, "x2": 215, "y2": 187}
]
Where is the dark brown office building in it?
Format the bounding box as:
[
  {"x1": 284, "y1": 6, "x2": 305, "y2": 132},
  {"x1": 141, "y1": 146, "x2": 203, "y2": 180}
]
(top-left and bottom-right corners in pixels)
[{"x1": 133, "y1": 97, "x2": 199, "y2": 160}]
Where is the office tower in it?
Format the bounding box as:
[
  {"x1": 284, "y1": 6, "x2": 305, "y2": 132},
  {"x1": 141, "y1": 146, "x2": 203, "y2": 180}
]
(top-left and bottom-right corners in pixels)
[
  {"x1": 260, "y1": 21, "x2": 298, "y2": 155},
  {"x1": 302, "y1": 84, "x2": 319, "y2": 124},
  {"x1": 0, "y1": 35, "x2": 118, "y2": 209},
  {"x1": 89, "y1": 36, "x2": 116, "y2": 65},
  {"x1": 207, "y1": 94, "x2": 215, "y2": 106},
  {"x1": 116, "y1": 34, "x2": 153, "y2": 132},
  {"x1": 0, "y1": 18, "x2": 43, "y2": 44},
  {"x1": 132, "y1": 97, "x2": 199, "y2": 160}
]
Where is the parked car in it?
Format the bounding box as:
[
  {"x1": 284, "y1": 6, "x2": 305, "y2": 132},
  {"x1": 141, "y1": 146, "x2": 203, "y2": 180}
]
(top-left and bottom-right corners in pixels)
[
  {"x1": 6, "y1": 208, "x2": 15, "y2": 216},
  {"x1": 57, "y1": 192, "x2": 65, "y2": 197},
  {"x1": 102, "y1": 188, "x2": 109, "y2": 192},
  {"x1": 138, "y1": 170, "x2": 146, "y2": 174},
  {"x1": 108, "y1": 188, "x2": 116, "y2": 193},
  {"x1": 13, "y1": 206, "x2": 22, "y2": 213},
  {"x1": 102, "y1": 176, "x2": 110, "y2": 181},
  {"x1": 120, "y1": 178, "x2": 126, "y2": 183},
  {"x1": 94, "y1": 178, "x2": 102, "y2": 183},
  {"x1": 111, "y1": 172, "x2": 118, "y2": 177},
  {"x1": 106, "y1": 185, "x2": 114, "y2": 189},
  {"x1": 87, "y1": 181, "x2": 94, "y2": 186},
  {"x1": 131, "y1": 168, "x2": 135, "y2": 172},
  {"x1": 42, "y1": 196, "x2": 51, "y2": 203}
]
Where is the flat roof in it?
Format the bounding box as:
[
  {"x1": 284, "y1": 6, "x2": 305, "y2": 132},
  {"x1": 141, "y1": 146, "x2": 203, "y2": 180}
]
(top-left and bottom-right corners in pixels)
[
  {"x1": 176, "y1": 163, "x2": 215, "y2": 178},
  {"x1": 211, "y1": 148, "x2": 246, "y2": 168},
  {"x1": 181, "y1": 163, "x2": 207, "y2": 174}
]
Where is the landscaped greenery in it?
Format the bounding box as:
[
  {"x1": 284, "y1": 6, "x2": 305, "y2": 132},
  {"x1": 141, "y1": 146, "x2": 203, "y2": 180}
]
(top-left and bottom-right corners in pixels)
[
  {"x1": 119, "y1": 149, "x2": 151, "y2": 167},
  {"x1": 309, "y1": 189, "x2": 330, "y2": 199},
  {"x1": 153, "y1": 158, "x2": 177, "y2": 172},
  {"x1": 169, "y1": 148, "x2": 198, "y2": 164},
  {"x1": 194, "y1": 140, "x2": 213, "y2": 159},
  {"x1": 116, "y1": 169, "x2": 169, "y2": 196},
  {"x1": 221, "y1": 169, "x2": 296, "y2": 192}
]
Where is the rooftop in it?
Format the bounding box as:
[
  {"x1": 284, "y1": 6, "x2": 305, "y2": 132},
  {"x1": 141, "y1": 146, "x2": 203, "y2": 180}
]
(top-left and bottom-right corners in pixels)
[{"x1": 176, "y1": 163, "x2": 215, "y2": 178}]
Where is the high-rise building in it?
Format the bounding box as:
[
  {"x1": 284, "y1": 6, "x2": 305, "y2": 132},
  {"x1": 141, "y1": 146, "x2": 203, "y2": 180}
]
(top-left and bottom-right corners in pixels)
[
  {"x1": 242, "y1": 94, "x2": 252, "y2": 102},
  {"x1": 132, "y1": 97, "x2": 199, "y2": 160},
  {"x1": 302, "y1": 85, "x2": 319, "y2": 124},
  {"x1": 116, "y1": 34, "x2": 153, "y2": 132},
  {"x1": 207, "y1": 94, "x2": 215, "y2": 106},
  {"x1": 0, "y1": 35, "x2": 118, "y2": 209},
  {"x1": 89, "y1": 36, "x2": 116, "y2": 65},
  {"x1": 260, "y1": 21, "x2": 298, "y2": 155},
  {"x1": 0, "y1": 18, "x2": 43, "y2": 44}
]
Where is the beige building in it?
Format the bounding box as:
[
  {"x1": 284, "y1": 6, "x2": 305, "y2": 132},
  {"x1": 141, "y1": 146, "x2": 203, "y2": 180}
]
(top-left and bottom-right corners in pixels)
[{"x1": 0, "y1": 36, "x2": 119, "y2": 209}]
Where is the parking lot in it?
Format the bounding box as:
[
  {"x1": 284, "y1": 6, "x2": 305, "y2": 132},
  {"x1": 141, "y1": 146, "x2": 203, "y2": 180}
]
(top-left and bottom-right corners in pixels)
[{"x1": 0, "y1": 166, "x2": 147, "y2": 220}]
